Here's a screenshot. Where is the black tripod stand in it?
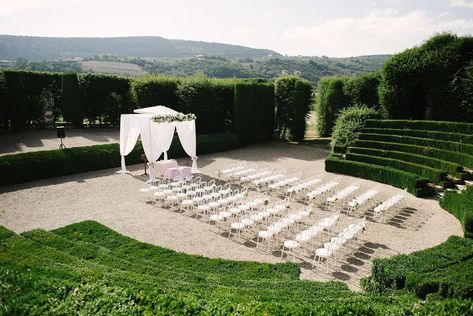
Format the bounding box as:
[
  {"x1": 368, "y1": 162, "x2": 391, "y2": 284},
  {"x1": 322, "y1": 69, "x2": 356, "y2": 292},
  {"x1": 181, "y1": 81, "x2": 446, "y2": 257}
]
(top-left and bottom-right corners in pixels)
[{"x1": 59, "y1": 137, "x2": 66, "y2": 149}]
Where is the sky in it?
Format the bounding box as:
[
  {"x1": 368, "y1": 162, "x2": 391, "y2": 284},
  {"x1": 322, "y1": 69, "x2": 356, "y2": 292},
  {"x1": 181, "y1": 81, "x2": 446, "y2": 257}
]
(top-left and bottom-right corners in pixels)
[{"x1": 1, "y1": 0, "x2": 473, "y2": 57}]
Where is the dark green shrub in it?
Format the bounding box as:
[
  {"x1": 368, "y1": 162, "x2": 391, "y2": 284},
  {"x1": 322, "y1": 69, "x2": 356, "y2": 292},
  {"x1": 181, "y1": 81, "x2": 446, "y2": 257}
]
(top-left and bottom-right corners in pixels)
[
  {"x1": 343, "y1": 72, "x2": 380, "y2": 107},
  {"x1": 325, "y1": 154, "x2": 432, "y2": 196},
  {"x1": 0, "y1": 132, "x2": 240, "y2": 186},
  {"x1": 379, "y1": 33, "x2": 473, "y2": 121},
  {"x1": 345, "y1": 153, "x2": 447, "y2": 183},
  {"x1": 330, "y1": 105, "x2": 386, "y2": 151},
  {"x1": 233, "y1": 82, "x2": 274, "y2": 144},
  {"x1": 4, "y1": 71, "x2": 27, "y2": 131},
  {"x1": 0, "y1": 70, "x2": 7, "y2": 129},
  {"x1": 440, "y1": 187, "x2": 473, "y2": 239},
  {"x1": 354, "y1": 140, "x2": 473, "y2": 169},
  {"x1": 365, "y1": 119, "x2": 473, "y2": 134},
  {"x1": 274, "y1": 75, "x2": 312, "y2": 141},
  {"x1": 177, "y1": 78, "x2": 234, "y2": 134},
  {"x1": 363, "y1": 236, "x2": 473, "y2": 297},
  {"x1": 362, "y1": 128, "x2": 473, "y2": 145},
  {"x1": 349, "y1": 147, "x2": 464, "y2": 178},
  {"x1": 61, "y1": 73, "x2": 84, "y2": 127},
  {"x1": 315, "y1": 77, "x2": 349, "y2": 137},
  {"x1": 358, "y1": 133, "x2": 473, "y2": 156},
  {"x1": 130, "y1": 75, "x2": 180, "y2": 109},
  {"x1": 79, "y1": 73, "x2": 131, "y2": 126}
]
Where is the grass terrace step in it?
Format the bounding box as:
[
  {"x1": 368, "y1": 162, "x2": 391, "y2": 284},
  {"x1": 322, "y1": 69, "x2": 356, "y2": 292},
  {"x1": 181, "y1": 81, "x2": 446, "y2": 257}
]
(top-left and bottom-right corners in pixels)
[
  {"x1": 345, "y1": 153, "x2": 448, "y2": 183},
  {"x1": 348, "y1": 147, "x2": 466, "y2": 179},
  {"x1": 2, "y1": 222, "x2": 450, "y2": 315},
  {"x1": 364, "y1": 120, "x2": 473, "y2": 134},
  {"x1": 325, "y1": 155, "x2": 433, "y2": 197},
  {"x1": 361, "y1": 128, "x2": 473, "y2": 145},
  {"x1": 357, "y1": 133, "x2": 473, "y2": 156},
  {"x1": 363, "y1": 236, "x2": 473, "y2": 298},
  {"x1": 354, "y1": 140, "x2": 473, "y2": 169}
]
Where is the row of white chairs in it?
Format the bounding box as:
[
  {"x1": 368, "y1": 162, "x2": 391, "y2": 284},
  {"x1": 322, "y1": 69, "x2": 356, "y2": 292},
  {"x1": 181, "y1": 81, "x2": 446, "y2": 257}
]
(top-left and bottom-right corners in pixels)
[
  {"x1": 313, "y1": 218, "x2": 367, "y2": 267},
  {"x1": 347, "y1": 188, "x2": 380, "y2": 213},
  {"x1": 281, "y1": 212, "x2": 340, "y2": 257},
  {"x1": 228, "y1": 199, "x2": 290, "y2": 234},
  {"x1": 268, "y1": 175, "x2": 301, "y2": 192},
  {"x1": 286, "y1": 177, "x2": 322, "y2": 197},
  {"x1": 257, "y1": 207, "x2": 312, "y2": 246},
  {"x1": 218, "y1": 162, "x2": 256, "y2": 179},
  {"x1": 209, "y1": 195, "x2": 271, "y2": 225},
  {"x1": 325, "y1": 185, "x2": 359, "y2": 207},
  {"x1": 373, "y1": 192, "x2": 406, "y2": 221},
  {"x1": 305, "y1": 181, "x2": 339, "y2": 203}
]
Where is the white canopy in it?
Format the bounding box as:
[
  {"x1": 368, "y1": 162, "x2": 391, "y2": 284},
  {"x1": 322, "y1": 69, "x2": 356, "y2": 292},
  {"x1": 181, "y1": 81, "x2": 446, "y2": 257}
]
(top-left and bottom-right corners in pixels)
[{"x1": 118, "y1": 105, "x2": 198, "y2": 179}]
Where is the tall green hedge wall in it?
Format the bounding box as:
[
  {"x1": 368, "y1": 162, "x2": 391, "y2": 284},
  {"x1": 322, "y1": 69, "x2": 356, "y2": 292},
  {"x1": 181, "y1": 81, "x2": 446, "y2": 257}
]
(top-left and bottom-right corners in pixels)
[
  {"x1": 275, "y1": 75, "x2": 312, "y2": 141},
  {"x1": 315, "y1": 72, "x2": 380, "y2": 137},
  {"x1": 233, "y1": 82, "x2": 275, "y2": 144},
  {"x1": 379, "y1": 33, "x2": 473, "y2": 121},
  {"x1": 0, "y1": 71, "x2": 276, "y2": 142}
]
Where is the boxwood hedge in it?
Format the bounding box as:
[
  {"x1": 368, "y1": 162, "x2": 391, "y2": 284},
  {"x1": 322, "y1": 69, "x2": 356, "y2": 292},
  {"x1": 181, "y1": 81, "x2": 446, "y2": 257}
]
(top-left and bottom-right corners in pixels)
[
  {"x1": 365, "y1": 119, "x2": 473, "y2": 135},
  {"x1": 349, "y1": 147, "x2": 465, "y2": 178},
  {"x1": 361, "y1": 128, "x2": 473, "y2": 145},
  {"x1": 354, "y1": 140, "x2": 473, "y2": 169},
  {"x1": 325, "y1": 154, "x2": 432, "y2": 197},
  {"x1": 440, "y1": 186, "x2": 473, "y2": 239},
  {"x1": 358, "y1": 133, "x2": 473, "y2": 156},
  {"x1": 345, "y1": 153, "x2": 448, "y2": 183}
]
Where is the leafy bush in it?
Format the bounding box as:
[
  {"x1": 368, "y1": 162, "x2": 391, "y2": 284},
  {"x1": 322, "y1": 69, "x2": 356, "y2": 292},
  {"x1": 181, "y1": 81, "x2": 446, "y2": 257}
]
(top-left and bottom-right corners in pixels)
[
  {"x1": 349, "y1": 147, "x2": 465, "y2": 178},
  {"x1": 358, "y1": 133, "x2": 473, "y2": 156},
  {"x1": 440, "y1": 186, "x2": 473, "y2": 239},
  {"x1": 176, "y1": 78, "x2": 234, "y2": 134},
  {"x1": 330, "y1": 105, "x2": 386, "y2": 151},
  {"x1": 61, "y1": 73, "x2": 84, "y2": 127},
  {"x1": 363, "y1": 236, "x2": 473, "y2": 298},
  {"x1": 315, "y1": 73, "x2": 382, "y2": 137},
  {"x1": 130, "y1": 75, "x2": 181, "y2": 109},
  {"x1": 275, "y1": 75, "x2": 312, "y2": 141},
  {"x1": 362, "y1": 128, "x2": 473, "y2": 145},
  {"x1": 79, "y1": 73, "x2": 131, "y2": 126},
  {"x1": 233, "y1": 82, "x2": 275, "y2": 144},
  {"x1": 0, "y1": 70, "x2": 7, "y2": 129},
  {"x1": 365, "y1": 119, "x2": 473, "y2": 134},
  {"x1": 354, "y1": 140, "x2": 473, "y2": 169},
  {"x1": 378, "y1": 33, "x2": 473, "y2": 121},
  {"x1": 4, "y1": 71, "x2": 27, "y2": 131},
  {"x1": 345, "y1": 153, "x2": 447, "y2": 183},
  {"x1": 315, "y1": 77, "x2": 349, "y2": 137},
  {"x1": 0, "y1": 132, "x2": 240, "y2": 186},
  {"x1": 325, "y1": 154, "x2": 432, "y2": 197}
]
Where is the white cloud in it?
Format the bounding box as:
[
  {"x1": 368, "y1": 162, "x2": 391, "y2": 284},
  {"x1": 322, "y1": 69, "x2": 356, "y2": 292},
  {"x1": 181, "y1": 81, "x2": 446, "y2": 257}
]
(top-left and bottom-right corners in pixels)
[
  {"x1": 281, "y1": 9, "x2": 473, "y2": 56},
  {"x1": 450, "y1": 0, "x2": 473, "y2": 9}
]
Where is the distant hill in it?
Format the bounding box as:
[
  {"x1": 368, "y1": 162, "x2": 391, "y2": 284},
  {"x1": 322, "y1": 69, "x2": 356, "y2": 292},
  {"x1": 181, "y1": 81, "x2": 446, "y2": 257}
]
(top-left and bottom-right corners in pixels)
[{"x1": 0, "y1": 35, "x2": 280, "y2": 61}]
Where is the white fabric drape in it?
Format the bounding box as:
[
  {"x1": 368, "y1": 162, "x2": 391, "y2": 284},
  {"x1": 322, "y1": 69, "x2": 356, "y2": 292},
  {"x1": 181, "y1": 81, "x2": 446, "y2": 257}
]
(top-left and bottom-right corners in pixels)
[
  {"x1": 118, "y1": 106, "x2": 198, "y2": 175},
  {"x1": 176, "y1": 120, "x2": 198, "y2": 173},
  {"x1": 118, "y1": 115, "x2": 140, "y2": 173}
]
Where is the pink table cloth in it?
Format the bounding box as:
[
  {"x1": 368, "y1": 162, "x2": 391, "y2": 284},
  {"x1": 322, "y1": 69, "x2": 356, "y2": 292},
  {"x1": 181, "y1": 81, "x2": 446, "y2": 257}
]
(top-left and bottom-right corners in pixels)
[
  {"x1": 164, "y1": 166, "x2": 192, "y2": 181},
  {"x1": 155, "y1": 160, "x2": 178, "y2": 176}
]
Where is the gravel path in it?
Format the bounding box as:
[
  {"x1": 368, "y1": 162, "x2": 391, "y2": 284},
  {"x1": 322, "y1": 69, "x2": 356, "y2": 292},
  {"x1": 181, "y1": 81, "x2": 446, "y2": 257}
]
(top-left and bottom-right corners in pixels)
[{"x1": 0, "y1": 141, "x2": 462, "y2": 289}]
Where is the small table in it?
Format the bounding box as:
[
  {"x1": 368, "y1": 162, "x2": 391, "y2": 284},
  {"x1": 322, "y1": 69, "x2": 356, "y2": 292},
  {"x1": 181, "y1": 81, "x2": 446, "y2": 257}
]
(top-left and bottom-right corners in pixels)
[
  {"x1": 164, "y1": 166, "x2": 192, "y2": 181},
  {"x1": 154, "y1": 160, "x2": 178, "y2": 176}
]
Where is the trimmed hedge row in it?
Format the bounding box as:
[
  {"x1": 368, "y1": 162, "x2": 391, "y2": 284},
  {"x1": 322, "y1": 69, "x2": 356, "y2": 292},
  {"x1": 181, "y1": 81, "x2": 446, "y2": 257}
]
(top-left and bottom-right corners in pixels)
[
  {"x1": 358, "y1": 133, "x2": 473, "y2": 156},
  {"x1": 362, "y1": 128, "x2": 473, "y2": 145},
  {"x1": 365, "y1": 119, "x2": 473, "y2": 135},
  {"x1": 345, "y1": 153, "x2": 447, "y2": 183},
  {"x1": 349, "y1": 147, "x2": 465, "y2": 178},
  {"x1": 362, "y1": 236, "x2": 473, "y2": 298},
  {"x1": 274, "y1": 75, "x2": 312, "y2": 141},
  {"x1": 440, "y1": 186, "x2": 473, "y2": 239},
  {"x1": 0, "y1": 132, "x2": 240, "y2": 186},
  {"x1": 354, "y1": 140, "x2": 473, "y2": 169},
  {"x1": 233, "y1": 82, "x2": 275, "y2": 144},
  {"x1": 325, "y1": 155, "x2": 432, "y2": 197},
  {"x1": 2, "y1": 221, "x2": 473, "y2": 314}
]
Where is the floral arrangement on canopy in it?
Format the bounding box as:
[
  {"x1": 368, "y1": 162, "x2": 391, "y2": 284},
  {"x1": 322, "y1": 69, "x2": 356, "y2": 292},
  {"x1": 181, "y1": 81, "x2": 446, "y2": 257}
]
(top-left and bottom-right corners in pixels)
[{"x1": 152, "y1": 113, "x2": 196, "y2": 123}]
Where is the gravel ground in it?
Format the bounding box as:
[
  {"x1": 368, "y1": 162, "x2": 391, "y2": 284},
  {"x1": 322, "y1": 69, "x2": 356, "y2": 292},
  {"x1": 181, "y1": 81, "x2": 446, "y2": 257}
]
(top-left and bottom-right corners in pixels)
[{"x1": 0, "y1": 141, "x2": 462, "y2": 289}]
